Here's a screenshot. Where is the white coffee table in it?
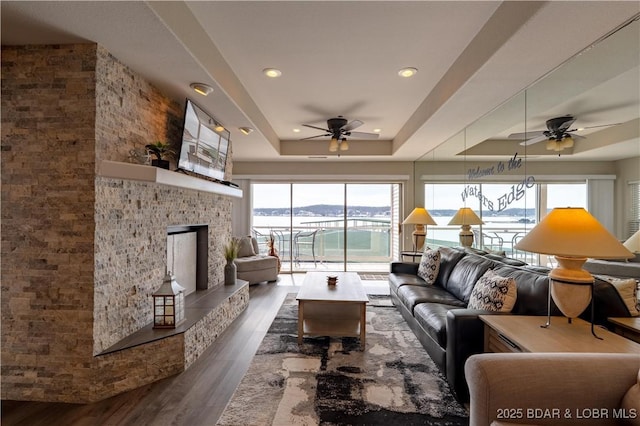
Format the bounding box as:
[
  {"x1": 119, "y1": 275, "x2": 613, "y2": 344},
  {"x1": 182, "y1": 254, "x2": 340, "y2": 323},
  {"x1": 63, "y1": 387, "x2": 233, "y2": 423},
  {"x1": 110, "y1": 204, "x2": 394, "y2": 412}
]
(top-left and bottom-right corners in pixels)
[{"x1": 296, "y1": 272, "x2": 369, "y2": 349}]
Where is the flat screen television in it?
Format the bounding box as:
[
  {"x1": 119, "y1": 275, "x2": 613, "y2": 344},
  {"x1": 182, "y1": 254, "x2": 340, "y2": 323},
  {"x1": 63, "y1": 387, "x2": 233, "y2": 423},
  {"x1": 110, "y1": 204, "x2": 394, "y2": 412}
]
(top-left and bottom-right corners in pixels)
[{"x1": 177, "y1": 99, "x2": 230, "y2": 182}]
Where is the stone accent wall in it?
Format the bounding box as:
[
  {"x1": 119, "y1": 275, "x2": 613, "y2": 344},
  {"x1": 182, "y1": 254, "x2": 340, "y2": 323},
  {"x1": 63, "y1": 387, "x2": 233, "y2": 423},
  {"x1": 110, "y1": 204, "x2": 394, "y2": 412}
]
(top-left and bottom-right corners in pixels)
[
  {"x1": 93, "y1": 335, "x2": 185, "y2": 400},
  {"x1": 94, "y1": 178, "x2": 231, "y2": 353},
  {"x1": 1, "y1": 44, "x2": 98, "y2": 403},
  {"x1": 94, "y1": 45, "x2": 183, "y2": 165},
  {"x1": 183, "y1": 285, "x2": 249, "y2": 369},
  {"x1": 2, "y1": 43, "x2": 237, "y2": 403}
]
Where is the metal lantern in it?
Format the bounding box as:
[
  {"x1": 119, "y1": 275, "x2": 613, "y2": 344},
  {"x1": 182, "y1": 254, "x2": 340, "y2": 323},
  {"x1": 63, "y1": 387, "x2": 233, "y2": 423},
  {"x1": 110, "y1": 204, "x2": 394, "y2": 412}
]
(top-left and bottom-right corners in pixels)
[{"x1": 153, "y1": 272, "x2": 186, "y2": 329}]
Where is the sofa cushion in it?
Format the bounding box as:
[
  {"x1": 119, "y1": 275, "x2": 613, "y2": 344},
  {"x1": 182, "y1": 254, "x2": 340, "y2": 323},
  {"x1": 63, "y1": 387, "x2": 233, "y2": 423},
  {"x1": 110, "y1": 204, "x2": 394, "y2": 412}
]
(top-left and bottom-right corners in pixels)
[
  {"x1": 492, "y1": 265, "x2": 555, "y2": 315},
  {"x1": 234, "y1": 255, "x2": 277, "y2": 272},
  {"x1": 413, "y1": 302, "x2": 461, "y2": 348},
  {"x1": 434, "y1": 247, "x2": 467, "y2": 288},
  {"x1": 598, "y1": 276, "x2": 639, "y2": 316},
  {"x1": 237, "y1": 236, "x2": 256, "y2": 257},
  {"x1": 483, "y1": 253, "x2": 527, "y2": 267},
  {"x1": 397, "y1": 284, "x2": 467, "y2": 312},
  {"x1": 389, "y1": 273, "x2": 427, "y2": 294},
  {"x1": 444, "y1": 254, "x2": 495, "y2": 304},
  {"x1": 468, "y1": 269, "x2": 517, "y2": 312},
  {"x1": 621, "y1": 367, "x2": 640, "y2": 422},
  {"x1": 417, "y1": 248, "x2": 440, "y2": 285}
]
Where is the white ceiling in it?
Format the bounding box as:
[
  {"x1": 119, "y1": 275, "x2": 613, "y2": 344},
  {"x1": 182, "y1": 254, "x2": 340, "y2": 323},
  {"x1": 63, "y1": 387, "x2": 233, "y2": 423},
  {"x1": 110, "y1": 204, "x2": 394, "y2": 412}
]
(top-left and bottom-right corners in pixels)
[{"x1": 2, "y1": 1, "x2": 639, "y2": 162}]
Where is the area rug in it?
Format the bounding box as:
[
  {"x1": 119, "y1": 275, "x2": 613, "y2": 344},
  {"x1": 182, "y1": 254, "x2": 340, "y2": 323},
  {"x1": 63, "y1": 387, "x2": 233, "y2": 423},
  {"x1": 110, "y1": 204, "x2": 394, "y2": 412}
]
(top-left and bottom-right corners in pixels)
[{"x1": 216, "y1": 294, "x2": 468, "y2": 426}]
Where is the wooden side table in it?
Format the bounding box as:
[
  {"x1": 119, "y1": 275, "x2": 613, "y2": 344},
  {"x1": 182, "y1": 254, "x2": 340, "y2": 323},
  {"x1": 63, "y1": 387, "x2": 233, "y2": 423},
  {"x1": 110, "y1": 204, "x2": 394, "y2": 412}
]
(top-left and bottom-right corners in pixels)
[
  {"x1": 608, "y1": 317, "x2": 640, "y2": 344},
  {"x1": 480, "y1": 315, "x2": 640, "y2": 354}
]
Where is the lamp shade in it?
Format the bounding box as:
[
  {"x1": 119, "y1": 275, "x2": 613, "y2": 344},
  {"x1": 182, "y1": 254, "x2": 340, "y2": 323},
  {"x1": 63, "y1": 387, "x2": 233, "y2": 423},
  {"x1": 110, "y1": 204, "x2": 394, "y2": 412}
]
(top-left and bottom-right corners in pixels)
[
  {"x1": 515, "y1": 207, "x2": 633, "y2": 259},
  {"x1": 403, "y1": 207, "x2": 437, "y2": 226},
  {"x1": 448, "y1": 207, "x2": 483, "y2": 226},
  {"x1": 624, "y1": 230, "x2": 640, "y2": 253}
]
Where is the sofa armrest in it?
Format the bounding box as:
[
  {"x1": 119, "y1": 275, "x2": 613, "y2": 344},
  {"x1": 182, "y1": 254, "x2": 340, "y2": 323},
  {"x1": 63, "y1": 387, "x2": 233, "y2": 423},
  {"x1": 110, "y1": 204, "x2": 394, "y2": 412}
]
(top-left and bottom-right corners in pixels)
[
  {"x1": 446, "y1": 308, "x2": 498, "y2": 402},
  {"x1": 465, "y1": 353, "x2": 640, "y2": 426},
  {"x1": 390, "y1": 261, "x2": 419, "y2": 275}
]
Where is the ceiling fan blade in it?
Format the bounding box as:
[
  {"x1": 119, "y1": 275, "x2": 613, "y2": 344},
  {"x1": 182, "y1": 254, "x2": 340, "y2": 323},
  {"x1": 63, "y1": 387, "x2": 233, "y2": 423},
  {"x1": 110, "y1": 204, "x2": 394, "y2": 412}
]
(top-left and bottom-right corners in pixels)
[
  {"x1": 302, "y1": 124, "x2": 330, "y2": 132},
  {"x1": 566, "y1": 132, "x2": 586, "y2": 139},
  {"x1": 556, "y1": 118, "x2": 576, "y2": 132},
  {"x1": 568, "y1": 122, "x2": 623, "y2": 132},
  {"x1": 299, "y1": 133, "x2": 331, "y2": 140},
  {"x1": 346, "y1": 131, "x2": 380, "y2": 139},
  {"x1": 519, "y1": 135, "x2": 548, "y2": 146},
  {"x1": 342, "y1": 120, "x2": 364, "y2": 132},
  {"x1": 508, "y1": 131, "x2": 545, "y2": 140}
]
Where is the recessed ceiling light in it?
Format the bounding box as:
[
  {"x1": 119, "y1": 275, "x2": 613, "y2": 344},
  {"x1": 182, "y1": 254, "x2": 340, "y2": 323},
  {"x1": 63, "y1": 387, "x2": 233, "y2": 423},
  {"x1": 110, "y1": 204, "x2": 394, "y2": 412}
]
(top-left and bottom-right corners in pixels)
[
  {"x1": 293, "y1": 128, "x2": 301, "y2": 133},
  {"x1": 373, "y1": 128, "x2": 382, "y2": 133},
  {"x1": 263, "y1": 68, "x2": 282, "y2": 78},
  {"x1": 398, "y1": 67, "x2": 418, "y2": 78},
  {"x1": 190, "y1": 83, "x2": 214, "y2": 96},
  {"x1": 239, "y1": 127, "x2": 254, "y2": 135}
]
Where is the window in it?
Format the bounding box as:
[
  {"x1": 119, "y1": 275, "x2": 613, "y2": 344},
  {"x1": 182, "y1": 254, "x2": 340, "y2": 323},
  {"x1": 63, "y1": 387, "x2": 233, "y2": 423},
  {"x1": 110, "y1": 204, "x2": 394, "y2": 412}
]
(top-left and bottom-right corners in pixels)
[
  {"x1": 251, "y1": 182, "x2": 400, "y2": 273},
  {"x1": 424, "y1": 181, "x2": 586, "y2": 265},
  {"x1": 630, "y1": 181, "x2": 640, "y2": 237}
]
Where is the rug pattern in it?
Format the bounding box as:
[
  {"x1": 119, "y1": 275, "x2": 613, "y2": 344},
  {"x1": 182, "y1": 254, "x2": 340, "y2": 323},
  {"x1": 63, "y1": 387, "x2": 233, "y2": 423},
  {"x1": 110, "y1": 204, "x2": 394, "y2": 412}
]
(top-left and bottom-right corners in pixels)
[{"x1": 217, "y1": 295, "x2": 468, "y2": 425}]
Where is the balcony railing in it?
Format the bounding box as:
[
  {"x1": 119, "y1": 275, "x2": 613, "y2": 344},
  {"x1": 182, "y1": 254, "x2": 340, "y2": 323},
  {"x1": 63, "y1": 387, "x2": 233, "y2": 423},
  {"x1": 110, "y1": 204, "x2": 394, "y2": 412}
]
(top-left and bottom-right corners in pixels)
[{"x1": 253, "y1": 220, "x2": 537, "y2": 272}]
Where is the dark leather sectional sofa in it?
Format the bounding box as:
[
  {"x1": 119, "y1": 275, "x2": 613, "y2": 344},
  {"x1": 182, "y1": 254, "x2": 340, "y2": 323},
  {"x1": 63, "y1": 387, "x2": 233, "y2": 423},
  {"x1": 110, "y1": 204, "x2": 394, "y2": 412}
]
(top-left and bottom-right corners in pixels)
[{"x1": 389, "y1": 246, "x2": 634, "y2": 402}]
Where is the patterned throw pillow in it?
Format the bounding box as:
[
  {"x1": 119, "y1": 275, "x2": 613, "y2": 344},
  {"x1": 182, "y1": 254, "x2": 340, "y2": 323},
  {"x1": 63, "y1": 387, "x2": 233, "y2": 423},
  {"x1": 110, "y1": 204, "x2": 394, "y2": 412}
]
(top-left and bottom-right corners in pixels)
[
  {"x1": 599, "y1": 276, "x2": 639, "y2": 316},
  {"x1": 417, "y1": 248, "x2": 440, "y2": 285},
  {"x1": 468, "y1": 269, "x2": 517, "y2": 312}
]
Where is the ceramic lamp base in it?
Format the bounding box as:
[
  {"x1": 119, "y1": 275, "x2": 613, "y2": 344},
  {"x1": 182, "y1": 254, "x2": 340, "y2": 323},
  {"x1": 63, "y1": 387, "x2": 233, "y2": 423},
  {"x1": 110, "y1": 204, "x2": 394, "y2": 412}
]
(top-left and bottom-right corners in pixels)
[
  {"x1": 549, "y1": 256, "x2": 593, "y2": 318},
  {"x1": 459, "y1": 225, "x2": 474, "y2": 248}
]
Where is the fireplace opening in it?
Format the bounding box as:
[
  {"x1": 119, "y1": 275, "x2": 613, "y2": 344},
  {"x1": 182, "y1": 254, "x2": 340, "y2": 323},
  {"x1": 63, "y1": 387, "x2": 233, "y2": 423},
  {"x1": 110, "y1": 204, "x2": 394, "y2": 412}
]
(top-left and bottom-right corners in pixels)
[{"x1": 167, "y1": 225, "x2": 208, "y2": 295}]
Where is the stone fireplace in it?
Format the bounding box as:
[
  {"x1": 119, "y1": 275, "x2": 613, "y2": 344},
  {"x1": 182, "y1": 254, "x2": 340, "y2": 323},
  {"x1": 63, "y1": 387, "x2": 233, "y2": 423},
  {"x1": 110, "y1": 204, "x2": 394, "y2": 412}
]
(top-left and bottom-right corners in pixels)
[
  {"x1": 167, "y1": 225, "x2": 209, "y2": 296},
  {"x1": 1, "y1": 43, "x2": 246, "y2": 403}
]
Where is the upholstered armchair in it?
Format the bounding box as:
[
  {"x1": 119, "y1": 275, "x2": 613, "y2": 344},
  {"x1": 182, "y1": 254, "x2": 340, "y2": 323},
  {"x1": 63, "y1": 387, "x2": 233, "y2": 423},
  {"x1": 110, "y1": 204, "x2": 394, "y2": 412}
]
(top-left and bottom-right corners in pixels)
[{"x1": 465, "y1": 352, "x2": 640, "y2": 426}]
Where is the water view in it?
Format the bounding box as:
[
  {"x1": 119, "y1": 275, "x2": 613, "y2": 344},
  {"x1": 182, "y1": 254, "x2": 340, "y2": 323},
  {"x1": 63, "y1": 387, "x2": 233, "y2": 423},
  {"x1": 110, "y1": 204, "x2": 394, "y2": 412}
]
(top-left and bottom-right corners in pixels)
[{"x1": 252, "y1": 205, "x2": 537, "y2": 271}]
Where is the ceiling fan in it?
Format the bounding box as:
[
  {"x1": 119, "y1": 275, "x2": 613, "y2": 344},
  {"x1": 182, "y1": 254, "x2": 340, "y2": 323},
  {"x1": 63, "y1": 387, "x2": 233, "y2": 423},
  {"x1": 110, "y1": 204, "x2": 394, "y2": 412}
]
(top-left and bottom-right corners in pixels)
[
  {"x1": 300, "y1": 116, "x2": 379, "y2": 152},
  {"x1": 508, "y1": 115, "x2": 621, "y2": 152}
]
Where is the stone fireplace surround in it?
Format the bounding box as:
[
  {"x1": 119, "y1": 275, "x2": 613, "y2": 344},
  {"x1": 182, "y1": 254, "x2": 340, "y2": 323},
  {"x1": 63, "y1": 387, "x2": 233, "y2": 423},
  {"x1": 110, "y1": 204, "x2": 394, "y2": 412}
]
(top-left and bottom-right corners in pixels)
[{"x1": 1, "y1": 43, "x2": 246, "y2": 403}]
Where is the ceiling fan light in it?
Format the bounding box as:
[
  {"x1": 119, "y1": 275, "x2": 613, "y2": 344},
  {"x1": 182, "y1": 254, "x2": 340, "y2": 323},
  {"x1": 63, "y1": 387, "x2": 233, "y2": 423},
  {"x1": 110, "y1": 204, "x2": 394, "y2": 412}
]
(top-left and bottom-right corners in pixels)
[
  {"x1": 329, "y1": 138, "x2": 339, "y2": 152},
  {"x1": 561, "y1": 136, "x2": 574, "y2": 149},
  {"x1": 546, "y1": 139, "x2": 567, "y2": 152},
  {"x1": 339, "y1": 139, "x2": 349, "y2": 151},
  {"x1": 190, "y1": 83, "x2": 214, "y2": 96}
]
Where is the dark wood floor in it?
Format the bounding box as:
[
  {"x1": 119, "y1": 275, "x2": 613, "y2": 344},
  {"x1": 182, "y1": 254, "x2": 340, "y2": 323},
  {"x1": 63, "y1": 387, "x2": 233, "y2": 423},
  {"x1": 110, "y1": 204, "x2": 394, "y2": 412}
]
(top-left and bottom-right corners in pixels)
[
  {"x1": 2, "y1": 283, "x2": 296, "y2": 426},
  {"x1": 2, "y1": 275, "x2": 390, "y2": 426}
]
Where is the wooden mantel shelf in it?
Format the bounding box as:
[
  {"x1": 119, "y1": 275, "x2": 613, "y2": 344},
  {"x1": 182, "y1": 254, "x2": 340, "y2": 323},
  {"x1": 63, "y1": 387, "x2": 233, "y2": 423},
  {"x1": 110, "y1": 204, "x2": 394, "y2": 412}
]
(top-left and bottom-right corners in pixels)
[{"x1": 98, "y1": 160, "x2": 243, "y2": 198}]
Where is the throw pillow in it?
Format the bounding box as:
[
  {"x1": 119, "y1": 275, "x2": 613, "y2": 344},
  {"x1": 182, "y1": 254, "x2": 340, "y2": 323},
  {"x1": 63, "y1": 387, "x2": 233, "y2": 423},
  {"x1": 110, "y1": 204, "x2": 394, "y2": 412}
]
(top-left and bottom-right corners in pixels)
[
  {"x1": 599, "y1": 276, "x2": 639, "y2": 316},
  {"x1": 468, "y1": 269, "x2": 517, "y2": 312},
  {"x1": 417, "y1": 248, "x2": 440, "y2": 285},
  {"x1": 237, "y1": 236, "x2": 256, "y2": 258}
]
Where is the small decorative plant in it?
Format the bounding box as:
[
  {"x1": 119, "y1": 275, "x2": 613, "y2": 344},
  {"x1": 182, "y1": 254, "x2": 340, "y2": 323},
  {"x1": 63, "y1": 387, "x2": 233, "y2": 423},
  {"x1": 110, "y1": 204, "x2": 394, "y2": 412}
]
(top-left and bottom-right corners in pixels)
[
  {"x1": 145, "y1": 141, "x2": 176, "y2": 169},
  {"x1": 224, "y1": 237, "x2": 240, "y2": 262},
  {"x1": 267, "y1": 232, "x2": 282, "y2": 272}
]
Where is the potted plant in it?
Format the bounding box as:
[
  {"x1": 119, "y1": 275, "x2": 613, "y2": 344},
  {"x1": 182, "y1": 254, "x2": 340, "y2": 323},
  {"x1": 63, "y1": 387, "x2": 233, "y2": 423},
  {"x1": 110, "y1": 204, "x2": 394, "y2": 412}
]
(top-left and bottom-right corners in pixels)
[
  {"x1": 267, "y1": 232, "x2": 282, "y2": 273},
  {"x1": 145, "y1": 141, "x2": 175, "y2": 169},
  {"x1": 223, "y1": 237, "x2": 240, "y2": 285}
]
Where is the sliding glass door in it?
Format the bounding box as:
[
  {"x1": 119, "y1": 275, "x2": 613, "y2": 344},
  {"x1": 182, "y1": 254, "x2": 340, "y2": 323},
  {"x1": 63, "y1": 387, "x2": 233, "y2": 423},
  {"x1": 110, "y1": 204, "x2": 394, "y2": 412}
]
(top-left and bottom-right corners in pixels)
[{"x1": 251, "y1": 182, "x2": 399, "y2": 273}]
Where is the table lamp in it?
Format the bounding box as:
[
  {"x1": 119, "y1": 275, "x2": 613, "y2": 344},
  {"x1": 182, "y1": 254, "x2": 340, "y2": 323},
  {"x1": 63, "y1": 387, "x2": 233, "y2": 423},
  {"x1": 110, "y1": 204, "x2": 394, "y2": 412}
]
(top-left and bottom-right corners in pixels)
[
  {"x1": 402, "y1": 207, "x2": 437, "y2": 252},
  {"x1": 515, "y1": 207, "x2": 633, "y2": 335},
  {"x1": 624, "y1": 229, "x2": 640, "y2": 253},
  {"x1": 448, "y1": 207, "x2": 483, "y2": 247}
]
